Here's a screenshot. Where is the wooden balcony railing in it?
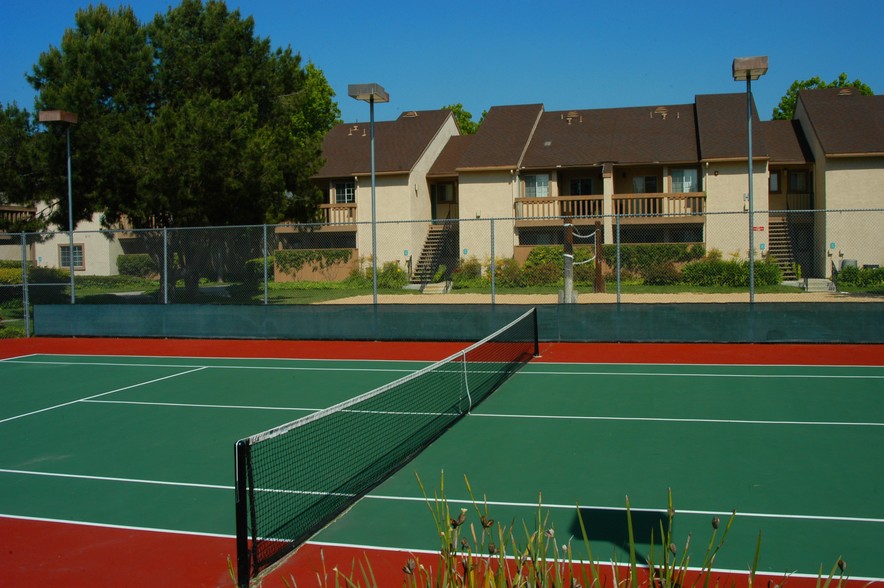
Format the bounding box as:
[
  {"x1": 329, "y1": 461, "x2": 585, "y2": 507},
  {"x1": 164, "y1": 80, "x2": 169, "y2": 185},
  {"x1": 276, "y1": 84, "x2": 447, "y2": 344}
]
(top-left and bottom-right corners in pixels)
[
  {"x1": 319, "y1": 203, "x2": 357, "y2": 225},
  {"x1": 613, "y1": 192, "x2": 706, "y2": 216},
  {"x1": 515, "y1": 193, "x2": 706, "y2": 223},
  {"x1": 0, "y1": 205, "x2": 36, "y2": 226},
  {"x1": 515, "y1": 195, "x2": 604, "y2": 220}
]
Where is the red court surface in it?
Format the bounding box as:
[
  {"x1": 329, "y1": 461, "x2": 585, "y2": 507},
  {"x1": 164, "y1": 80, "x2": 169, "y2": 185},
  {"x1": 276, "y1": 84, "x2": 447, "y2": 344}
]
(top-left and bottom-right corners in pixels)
[{"x1": 2, "y1": 337, "x2": 882, "y2": 588}]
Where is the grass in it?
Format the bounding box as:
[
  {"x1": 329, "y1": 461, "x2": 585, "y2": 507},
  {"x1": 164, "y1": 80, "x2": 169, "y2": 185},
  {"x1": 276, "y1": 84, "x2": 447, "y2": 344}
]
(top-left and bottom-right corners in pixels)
[{"x1": 266, "y1": 473, "x2": 860, "y2": 588}]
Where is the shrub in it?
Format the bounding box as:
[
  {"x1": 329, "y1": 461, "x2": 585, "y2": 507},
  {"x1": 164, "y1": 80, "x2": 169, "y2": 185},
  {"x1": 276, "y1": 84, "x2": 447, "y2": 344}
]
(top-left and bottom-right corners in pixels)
[
  {"x1": 602, "y1": 243, "x2": 705, "y2": 274},
  {"x1": 275, "y1": 249, "x2": 352, "y2": 275},
  {"x1": 682, "y1": 255, "x2": 782, "y2": 287},
  {"x1": 376, "y1": 261, "x2": 408, "y2": 289},
  {"x1": 452, "y1": 257, "x2": 487, "y2": 289},
  {"x1": 117, "y1": 254, "x2": 157, "y2": 278},
  {"x1": 837, "y1": 265, "x2": 884, "y2": 287},
  {"x1": 643, "y1": 261, "x2": 682, "y2": 285},
  {"x1": 492, "y1": 257, "x2": 522, "y2": 287},
  {"x1": 243, "y1": 256, "x2": 273, "y2": 283}
]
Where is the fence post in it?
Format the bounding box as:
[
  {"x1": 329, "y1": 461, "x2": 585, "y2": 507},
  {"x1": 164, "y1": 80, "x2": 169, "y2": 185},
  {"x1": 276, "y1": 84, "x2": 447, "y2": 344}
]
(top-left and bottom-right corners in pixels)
[
  {"x1": 263, "y1": 224, "x2": 269, "y2": 305},
  {"x1": 490, "y1": 218, "x2": 496, "y2": 305},
  {"x1": 21, "y1": 232, "x2": 30, "y2": 337},
  {"x1": 163, "y1": 227, "x2": 169, "y2": 304},
  {"x1": 616, "y1": 214, "x2": 621, "y2": 306}
]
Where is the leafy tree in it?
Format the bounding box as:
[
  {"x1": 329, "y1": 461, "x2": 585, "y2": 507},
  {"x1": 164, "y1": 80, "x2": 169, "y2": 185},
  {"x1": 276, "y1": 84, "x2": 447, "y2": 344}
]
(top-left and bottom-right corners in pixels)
[
  {"x1": 26, "y1": 1, "x2": 339, "y2": 294},
  {"x1": 442, "y1": 103, "x2": 485, "y2": 135},
  {"x1": 0, "y1": 103, "x2": 48, "y2": 232},
  {"x1": 772, "y1": 73, "x2": 874, "y2": 120}
]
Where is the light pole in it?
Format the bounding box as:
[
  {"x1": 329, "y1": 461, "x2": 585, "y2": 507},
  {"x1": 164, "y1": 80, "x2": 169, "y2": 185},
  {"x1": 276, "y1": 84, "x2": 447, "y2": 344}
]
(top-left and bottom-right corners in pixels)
[
  {"x1": 348, "y1": 83, "x2": 389, "y2": 305},
  {"x1": 732, "y1": 56, "x2": 768, "y2": 304},
  {"x1": 39, "y1": 109, "x2": 78, "y2": 304}
]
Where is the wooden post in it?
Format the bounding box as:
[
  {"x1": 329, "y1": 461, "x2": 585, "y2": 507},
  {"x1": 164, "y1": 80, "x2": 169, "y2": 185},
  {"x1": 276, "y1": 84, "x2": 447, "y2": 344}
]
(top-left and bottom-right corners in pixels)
[
  {"x1": 563, "y1": 217, "x2": 574, "y2": 303},
  {"x1": 594, "y1": 221, "x2": 606, "y2": 293}
]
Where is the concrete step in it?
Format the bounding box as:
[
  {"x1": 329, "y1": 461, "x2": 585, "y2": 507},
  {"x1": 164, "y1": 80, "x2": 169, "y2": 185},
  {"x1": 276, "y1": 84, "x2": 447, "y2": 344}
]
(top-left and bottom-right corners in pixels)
[{"x1": 421, "y1": 281, "x2": 451, "y2": 294}]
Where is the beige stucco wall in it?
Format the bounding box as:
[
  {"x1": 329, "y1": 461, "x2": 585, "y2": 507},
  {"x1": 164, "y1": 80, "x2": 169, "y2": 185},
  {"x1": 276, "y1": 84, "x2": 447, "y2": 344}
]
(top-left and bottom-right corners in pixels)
[
  {"x1": 820, "y1": 157, "x2": 884, "y2": 270},
  {"x1": 32, "y1": 209, "x2": 124, "y2": 275},
  {"x1": 457, "y1": 170, "x2": 518, "y2": 265},
  {"x1": 702, "y1": 160, "x2": 768, "y2": 260},
  {"x1": 354, "y1": 113, "x2": 460, "y2": 268}
]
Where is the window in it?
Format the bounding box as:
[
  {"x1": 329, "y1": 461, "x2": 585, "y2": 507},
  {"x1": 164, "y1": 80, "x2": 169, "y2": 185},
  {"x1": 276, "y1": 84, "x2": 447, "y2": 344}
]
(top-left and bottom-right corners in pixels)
[
  {"x1": 524, "y1": 174, "x2": 549, "y2": 198},
  {"x1": 569, "y1": 178, "x2": 593, "y2": 195},
  {"x1": 632, "y1": 175, "x2": 659, "y2": 193},
  {"x1": 789, "y1": 170, "x2": 808, "y2": 192},
  {"x1": 769, "y1": 171, "x2": 781, "y2": 193},
  {"x1": 434, "y1": 183, "x2": 455, "y2": 203},
  {"x1": 334, "y1": 181, "x2": 355, "y2": 204},
  {"x1": 59, "y1": 244, "x2": 84, "y2": 271},
  {"x1": 671, "y1": 169, "x2": 697, "y2": 193}
]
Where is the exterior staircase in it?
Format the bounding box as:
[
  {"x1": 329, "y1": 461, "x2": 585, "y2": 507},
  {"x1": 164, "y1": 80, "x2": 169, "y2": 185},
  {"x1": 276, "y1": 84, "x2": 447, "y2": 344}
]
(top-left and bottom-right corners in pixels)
[
  {"x1": 410, "y1": 223, "x2": 457, "y2": 289},
  {"x1": 767, "y1": 219, "x2": 798, "y2": 281}
]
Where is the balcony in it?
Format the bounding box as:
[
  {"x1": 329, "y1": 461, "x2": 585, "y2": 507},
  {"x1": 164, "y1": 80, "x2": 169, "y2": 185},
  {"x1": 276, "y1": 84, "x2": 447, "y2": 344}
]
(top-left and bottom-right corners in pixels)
[
  {"x1": 317, "y1": 203, "x2": 357, "y2": 229},
  {"x1": 613, "y1": 192, "x2": 706, "y2": 223},
  {"x1": 515, "y1": 193, "x2": 706, "y2": 226},
  {"x1": 515, "y1": 195, "x2": 603, "y2": 226},
  {"x1": 0, "y1": 205, "x2": 36, "y2": 226}
]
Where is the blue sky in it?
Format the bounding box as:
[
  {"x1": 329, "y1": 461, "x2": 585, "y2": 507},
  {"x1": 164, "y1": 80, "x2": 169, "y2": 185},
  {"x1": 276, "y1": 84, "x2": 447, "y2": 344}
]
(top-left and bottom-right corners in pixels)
[{"x1": 2, "y1": 0, "x2": 882, "y2": 124}]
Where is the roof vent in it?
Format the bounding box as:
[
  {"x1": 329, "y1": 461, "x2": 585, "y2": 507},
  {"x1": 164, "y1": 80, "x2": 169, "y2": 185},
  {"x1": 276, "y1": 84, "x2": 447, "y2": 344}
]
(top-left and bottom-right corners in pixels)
[
  {"x1": 652, "y1": 106, "x2": 669, "y2": 120},
  {"x1": 402, "y1": 111, "x2": 419, "y2": 118},
  {"x1": 562, "y1": 111, "x2": 582, "y2": 125},
  {"x1": 838, "y1": 87, "x2": 854, "y2": 96}
]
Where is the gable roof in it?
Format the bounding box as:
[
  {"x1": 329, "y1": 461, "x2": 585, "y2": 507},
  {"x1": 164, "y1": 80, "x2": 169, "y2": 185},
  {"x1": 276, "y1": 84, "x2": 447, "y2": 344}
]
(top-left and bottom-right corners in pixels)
[
  {"x1": 761, "y1": 120, "x2": 813, "y2": 164},
  {"x1": 797, "y1": 88, "x2": 884, "y2": 156},
  {"x1": 314, "y1": 109, "x2": 454, "y2": 179},
  {"x1": 457, "y1": 104, "x2": 543, "y2": 170},
  {"x1": 695, "y1": 93, "x2": 767, "y2": 161},
  {"x1": 521, "y1": 104, "x2": 698, "y2": 169},
  {"x1": 427, "y1": 135, "x2": 474, "y2": 178}
]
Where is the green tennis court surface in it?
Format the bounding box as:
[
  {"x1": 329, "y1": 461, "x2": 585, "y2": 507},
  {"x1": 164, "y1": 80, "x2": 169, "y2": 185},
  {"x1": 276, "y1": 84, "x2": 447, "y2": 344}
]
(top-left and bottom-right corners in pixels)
[{"x1": 2, "y1": 352, "x2": 882, "y2": 586}]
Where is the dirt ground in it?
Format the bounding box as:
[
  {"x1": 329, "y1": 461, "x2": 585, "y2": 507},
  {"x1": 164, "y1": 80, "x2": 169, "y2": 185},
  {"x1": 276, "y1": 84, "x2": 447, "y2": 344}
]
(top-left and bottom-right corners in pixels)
[{"x1": 319, "y1": 290, "x2": 883, "y2": 304}]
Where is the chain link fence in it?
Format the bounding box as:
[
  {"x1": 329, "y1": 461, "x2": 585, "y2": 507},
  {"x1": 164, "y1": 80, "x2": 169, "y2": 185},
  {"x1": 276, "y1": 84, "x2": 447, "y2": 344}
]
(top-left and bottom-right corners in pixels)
[{"x1": 2, "y1": 209, "x2": 882, "y2": 336}]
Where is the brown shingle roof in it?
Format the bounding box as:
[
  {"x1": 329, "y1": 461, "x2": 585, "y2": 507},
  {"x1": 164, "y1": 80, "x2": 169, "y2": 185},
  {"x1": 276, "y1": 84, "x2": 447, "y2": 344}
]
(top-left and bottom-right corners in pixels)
[
  {"x1": 798, "y1": 88, "x2": 884, "y2": 155},
  {"x1": 457, "y1": 104, "x2": 543, "y2": 170},
  {"x1": 522, "y1": 104, "x2": 698, "y2": 169},
  {"x1": 696, "y1": 93, "x2": 767, "y2": 161},
  {"x1": 314, "y1": 109, "x2": 454, "y2": 179},
  {"x1": 761, "y1": 120, "x2": 813, "y2": 164},
  {"x1": 427, "y1": 135, "x2": 474, "y2": 178}
]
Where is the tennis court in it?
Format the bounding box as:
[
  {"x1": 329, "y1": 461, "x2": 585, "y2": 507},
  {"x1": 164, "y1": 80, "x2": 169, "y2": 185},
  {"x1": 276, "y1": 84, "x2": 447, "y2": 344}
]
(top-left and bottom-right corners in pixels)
[{"x1": 1, "y1": 336, "x2": 882, "y2": 587}]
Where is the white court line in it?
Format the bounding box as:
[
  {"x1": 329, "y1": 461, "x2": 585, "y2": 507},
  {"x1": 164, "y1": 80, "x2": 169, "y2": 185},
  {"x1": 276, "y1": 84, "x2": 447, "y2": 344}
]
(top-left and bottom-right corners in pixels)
[
  {"x1": 0, "y1": 468, "x2": 231, "y2": 491},
  {"x1": 523, "y1": 369, "x2": 884, "y2": 380},
  {"x1": 84, "y1": 398, "x2": 319, "y2": 412},
  {"x1": 471, "y1": 412, "x2": 884, "y2": 427},
  {"x1": 3, "y1": 467, "x2": 880, "y2": 526},
  {"x1": 2, "y1": 357, "x2": 415, "y2": 374},
  {"x1": 0, "y1": 513, "x2": 234, "y2": 539},
  {"x1": 0, "y1": 367, "x2": 207, "y2": 424}
]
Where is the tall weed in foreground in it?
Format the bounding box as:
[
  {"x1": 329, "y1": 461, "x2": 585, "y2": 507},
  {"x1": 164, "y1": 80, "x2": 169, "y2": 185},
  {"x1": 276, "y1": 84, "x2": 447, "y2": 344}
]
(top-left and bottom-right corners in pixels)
[{"x1": 239, "y1": 473, "x2": 861, "y2": 588}]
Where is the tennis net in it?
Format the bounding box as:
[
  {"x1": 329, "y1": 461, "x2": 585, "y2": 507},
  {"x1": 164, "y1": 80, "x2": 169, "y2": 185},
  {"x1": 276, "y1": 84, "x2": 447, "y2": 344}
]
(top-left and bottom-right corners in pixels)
[{"x1": 234, "y1": 307, "x2": 538, "y2": 585}]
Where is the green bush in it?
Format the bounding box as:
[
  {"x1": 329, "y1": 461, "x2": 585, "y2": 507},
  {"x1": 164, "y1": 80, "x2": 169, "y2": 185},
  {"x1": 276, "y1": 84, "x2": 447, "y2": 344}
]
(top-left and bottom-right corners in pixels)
[
  {"x1": 74, "y1": 275, "x2": 154, "y2": 289},
  {"x1": 452, "y1": 256, "x2": 487, "y2": 288},
  {"x1": 275, "y1": 249, "x2": 352, "y2": 275},
  {"x1": 601, "y1": 243, "x2": 705, "y2": 273},
  {"x1": 492, "y1": 258, "x2": 522, "y2": 288},
  {"x1": 643, "y1": 261, "x2": 682, "y2": 285},
  {"x1": 376, "y1": 261, "x2": 408, "y2": 289},
  {"x1": 836, "y1": 265, "x2": 884, "y2": 287},
  {"x1": 682, "y1": 255, "x2": 782, "y2": 287},
  {"x1": 117, "y1": 254, "x2": 157, "y2": 278},
  {"x1": 244, "y1": 256, "x2": 273, "y2": 283}
]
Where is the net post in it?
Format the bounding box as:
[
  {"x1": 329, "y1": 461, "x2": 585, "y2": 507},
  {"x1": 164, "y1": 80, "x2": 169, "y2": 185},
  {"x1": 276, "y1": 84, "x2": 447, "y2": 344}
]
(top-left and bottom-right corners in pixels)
[
  {"x1": 532, "y1": 307, "x2": 540, "y2": 357},
  {"x1": 234, "y1": 439, "x2": 251, "y2": 588}
]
